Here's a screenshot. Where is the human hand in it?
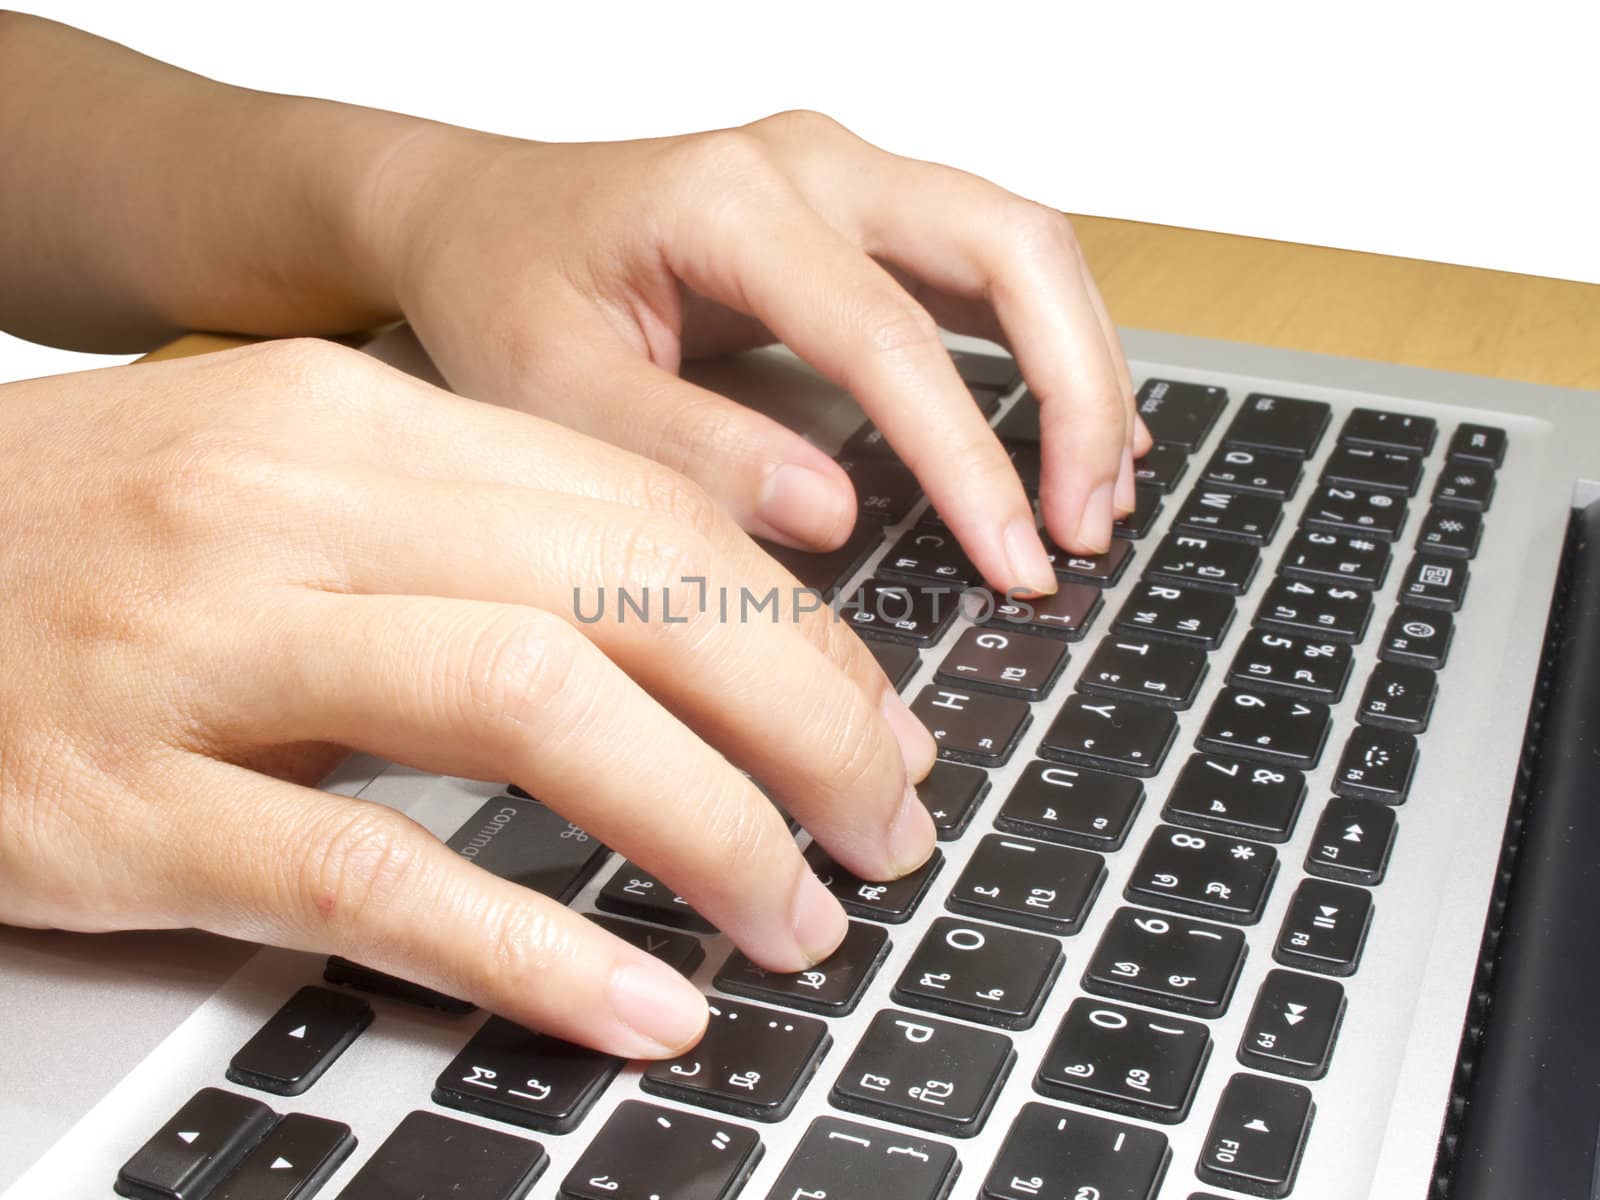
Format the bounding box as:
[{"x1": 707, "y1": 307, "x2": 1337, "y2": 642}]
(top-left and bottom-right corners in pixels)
[
  {"x1": 364, "y1": 111, "x2": 1150, "y2": 587},
  {"x1": 0, "y1": 339, "x2": 936, "y2": 1057}
]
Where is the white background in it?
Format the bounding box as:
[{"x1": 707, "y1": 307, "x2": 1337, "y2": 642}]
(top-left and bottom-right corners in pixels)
[{"x1": 4, "y1": 0, "x2": 1596, "y2": 383}]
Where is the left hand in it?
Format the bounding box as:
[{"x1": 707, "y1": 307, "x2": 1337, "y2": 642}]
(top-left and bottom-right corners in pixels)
[{"x1": 365, "y1": 110, "x2": 1150, "y2": 593}]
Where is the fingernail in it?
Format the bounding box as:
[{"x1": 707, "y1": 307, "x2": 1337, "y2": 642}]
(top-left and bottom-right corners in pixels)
[
  {"x1": 791, "y1": 868, "x2": 849, "y2": 965},
  {"x1": 610, "y1": 958, "x2": 709, "y2": 1056},
  {"x1": 1114, "y1": 446, "x2": 1136, "y2": 515},
  {"x1": 887, "y1": 783, "x2": 937, "y2": 876},
  {"x1": 1077, "y1": 482, "x2": 1115, "y2": 553},
  {"x1": 880, "y1": 689, "x2": 936, "y2": 779},
  {"x1": 760, "y1": 462, "x2": 852, "y2": 548},
  {"x1": 1003, "y1": 513, "x2": 1059, "y2": 597}
]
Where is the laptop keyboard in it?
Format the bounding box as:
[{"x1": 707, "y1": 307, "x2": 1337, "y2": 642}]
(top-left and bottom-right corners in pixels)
[{"x1": 109, "y1": 354, "x2": 1507, "y2": 1200}]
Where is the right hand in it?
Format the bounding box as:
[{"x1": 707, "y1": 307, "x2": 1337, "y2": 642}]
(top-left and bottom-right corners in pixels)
[{"x1": 0, "y1": 338, "x2": 937, "y2": 1057}]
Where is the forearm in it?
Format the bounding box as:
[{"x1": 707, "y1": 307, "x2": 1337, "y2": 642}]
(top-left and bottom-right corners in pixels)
[{"x1": 0, "y1": 13, "x2": 461, "y2": 352}]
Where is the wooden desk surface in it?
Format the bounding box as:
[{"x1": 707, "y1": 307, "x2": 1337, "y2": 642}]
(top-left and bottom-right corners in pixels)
[{"x1": 146, "y1": 219, "x2": 1600, "y2": 391}]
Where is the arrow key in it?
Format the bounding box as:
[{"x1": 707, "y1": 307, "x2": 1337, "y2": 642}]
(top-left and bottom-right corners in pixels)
[
  {"x1": 227, "y1": 986, "x2": 372, "y2": 1097},
  {"x1": 115, "y1": 1087, "x2": 277, "y2": 1200},
  {"x1": 212, "y1": 1113, "x2": 356, "y2": 1200},
  {"x1": 1196, "y1": 1073, "x2": 1315, "y2": 1198},
  {"x1": 1238, "y1": 970, "x2": 1347, "y2": 1080},
  {"x1": 1305, "y1": 796, "x2": 1397, "y2": 886}
]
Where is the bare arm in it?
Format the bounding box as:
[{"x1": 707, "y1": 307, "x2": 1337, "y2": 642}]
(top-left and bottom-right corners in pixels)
[{"x1": 0, "y1": 12, "x2": 415, "y2": 350}]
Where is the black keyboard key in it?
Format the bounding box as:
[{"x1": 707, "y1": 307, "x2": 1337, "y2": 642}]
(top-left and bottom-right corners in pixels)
[
  {"x1": 227, "y1": 986, "x2": 371, "y2": 1097},
  {"x1": 1037, "y1": 998, "x2": 1212, "y2": 1124},
  {"x1": 935, "y1": 625, "x2": 1069, "y2": 699},
  {"x1": 768, "y1": 1116, "x2": 959, "y2": 1200},
  {"x1": 1224, "y1": 393, "x2": 1331, "y2": 458},
  {"x1": 1114, "y1": 582, "x2": 1235, "y2": 649},
  {"x1": 1043, "y1": 534, "x2": 1135, "y2": 586},
  {"x1": 1196, "y1": 1074, "x2": 1315, "y2": 1199},
  {"x1": 839, "y1": 419, "x2": 897, "y2": 459},
  {"x1": 1301, "y1": 482, "x2": 1408, "y2": 542},
  {"x1": 1305, "y1": 795, "x2": 1397, "y2": 885},
  {"x1": 866, "y1": 637, "x2": 921, "y2": 692},
  {"x1": 322, "y1": 957, "x2": 472, "y2": 1014},
  {"x1": 1321, "y1": 443, "x2": 1424, "y2": 496},
  {"x1": 716, "y1": 920, "x2": 889, "y2": 1017},
  {"x1": 843, "y1": 579, "x2": 961, "y2": 647},
  {"x1": 894, "y1": 916, "x2": 1063, "y2": 1029},
  {"x1": 983, "y1": 1102, "x2": 1171, "y2": 1200},
  {"x1": 1080, "y1": 635, "x2": 1208, "y2": 709},
  {"x1": 1163, "y1": 754, "x2": 1306, "y2": 844},
  {"x1": 916, "y1": 760, "x2": 990, "y2": 841},
  {"x1": 1340, "y1": 407, "x2": 1437, "y2": 455},
  {"x1": 910, "y1": 685, "x2": 1031, "y2": 766},
  {"x1": 1332, "y1": 726, "x2": 1418, "y2": 803},
  {"x1": 1399, "y1": 553, "x2": 1470, "y2": 611},
  {"x1": 340, "y1": 1111, "x2": 546, "y2": 1200},
  {"x1": 643, "y1": 999, "x2": 830, "y2": 1121},
  {"x1": 1175, "y1": 489, "x2": 1282, "y2": 545},
  {"x1": 433, "y1": 1017, "x2": 622, "y2": 1134},
  {"x1": 1040, "y1": 693, "x2": 1179, "y2": 777},
  {"x1": 595, "y1": 861, "x2": 714, "y2": 932},
  {"x1": 839, "y1": 457, "x2": 922, "y2": 524},
  {"x1": 1447, "y1": 422, "x2": 1508, "y2": 467},
  {"x1": 761, "y1": 523, "x2": 881, "y2": 597},
  {"x1": 951, "y1": 348, "x2": 1020, "y2": 392},
  {"x1": 1433, "y1": 460, "x2": 1497, "y2": 510},
  {"x1": 590, "y1": 917, "x2": 705, "y2": 975},
  {"x1": 1007, "y1": 443, "x2": 1042, "y2": 493},
  {"x1": 1227, "y1": 628, "x2": 1352, "y2": 704},
  {"x1": 1199, "y1": 445, "x2": 1304, "y2": 499},
  {"x1": 880, "y1": 523, "x2": 979, "y2": 586},
  {"x1": 948, "y1": 833, "x2": 1106, "y2": 934},
  {"x1": 1238, "y1": 970, "x2": 1347, "y2": 1081},
  {"x1": 1357, "y1": 661, "x2": 1437, "y2": 732},
  {"x1": 1415, "y1": 505, "x2": 1483, "y2": 558},
  {"x1": 831, "y1": 1009, "x2": 1015, "y2": 1136},
  {"x1": 1147, "y1": 530, "x2": 1259, "y2": 594},
  {"x1": 211, "y1": 1114, "x2": 355, "y2": 1200},
  {"x1": 805, "y1": 842, "x2": 943, "y2": 923},
  {"x1": 1125, "y1": 826, "x2": 1278, "y2": 925},
  {"x1": 980, "y1": 581, "x2": 1102, "y2": 641},
  {"x1": 1084, "y1": 908, "x2": 1247, "y2": 1017},
  {"x1": 1113, "y1": 486, "x2": 1164, "y2": 540},
  {"x1": 1280, "y1": 529, "x2": 1390, "y2": 591},
  {"x1": 115, "y1": 1088, "x2": 278, "y2": 1200},
  {"x1": 1378, "y1": 605, "x2": 1453, "y2": 668},
  {"x1": 1197, "y1": 687, "x2": 1331, "y2": 770},
  {"x1": 1135, "y1": 442, "x2": 1191, "y2": 492},
  {"x1": 997, "y1": 760, "x2": 1145, "y2": 851},
  {"x1": 446, "y1": 796, "x2": 607, "y2": 904},
  {"x1": 1136, "y1": 378, "x2": 1228, "y2": 450},
  {"x1": 1254, "y1": 578, "x2": 1372, "y2": 644},
  {"x1": 1275, "y1": 879, "x2": 1373, "y2": 976},
  {"x1": 558, "y1": 1100, "x2": 760, "y2": 1200},
  {"x1": 994, "y1": 394, "x2": 1042, "y2": 444}
]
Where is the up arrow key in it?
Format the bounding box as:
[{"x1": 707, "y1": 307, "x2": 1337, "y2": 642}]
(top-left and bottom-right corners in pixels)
[
  {"x1": 271, "y1": 1157, "x2": 294, "y2": 1170},
  {"x1": 287, "y1": 1025, "x2": 307, "y2": 1040}
]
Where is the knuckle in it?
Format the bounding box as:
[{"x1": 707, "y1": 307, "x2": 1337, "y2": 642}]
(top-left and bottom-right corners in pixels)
[
  {"x1": 600, "y1": 515, "x2": 714, "y2": 595},
  {"x1": 1003, "y1": 201, "x2": 1080, "y2": 259},
  {"x1": 479, "y1": 897, "x2": 577, "y2": 995},
  {"x1": 859, "y1": 300, "x2": 942, "y2": 361},
  {"x1": 636, "y1": 462, "x2": 724, "y2": 543},
  {"x1": 754, "y1": 108, "x2": 850, "y2": 142},
  {"x1": 698, "y1": 786, "x2": 788, "y2": 879},
  {"x1": 674, "y1": 127, "x2": 777, "y2": 184},
  {"x1": 301, "y1": 804, "x2": 426, "y2": 938},
  {"x1": 457, "y1": 611, "x2": 586, "y2": 736},
  {"x1": 818, "y1": 697, "x2": 889, "y2": 798},
  {"x1": 247, "y1": 336, "x2": 371, "y2": 384}
]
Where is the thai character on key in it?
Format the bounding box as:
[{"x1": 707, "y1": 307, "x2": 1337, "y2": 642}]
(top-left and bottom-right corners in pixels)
[
  {"x1": 797, "y1": 970, "x2": 826, "y2": 990},
  {"x1": 909, "y1": 1078, "x2": 953, "y2": 1105},
  {"x1": 1010, "y1": 1177, "x2": 1043, "y2": 1195}
]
